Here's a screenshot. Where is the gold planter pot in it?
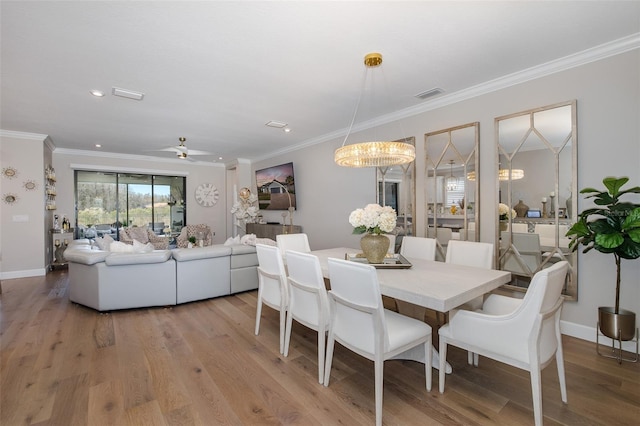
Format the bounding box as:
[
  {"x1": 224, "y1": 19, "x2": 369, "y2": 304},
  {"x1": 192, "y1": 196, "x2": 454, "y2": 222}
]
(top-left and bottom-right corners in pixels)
[
  {"x1": 598, "y1": 307, "x2": 636, "y2": 341},
  {"x1": 596, "y1": 307, "x2": 638, "y2": 363}
]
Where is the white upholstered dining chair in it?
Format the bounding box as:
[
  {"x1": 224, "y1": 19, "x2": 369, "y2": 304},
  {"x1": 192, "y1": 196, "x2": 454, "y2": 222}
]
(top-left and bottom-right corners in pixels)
[
  {"x1": 399, "y1": 236, "x2": 437, "y2": 261},
  {"x1": 276, "y1": 233, "x2": 311, "y2": 258},
  {"x1": 445, "y1": 239, "x2": 495, "y2": 364},
  {"x1": 255, "y1": 244, "x2": 289, "y2": 354},
  {"x1": 283, "y1": 250, "x2": 330, "y2": 383},
  {"x1": 438, "y1": 261, "x2": 570, "y2": 426},
  {"x1": 324, "y1": 258, "x2": 432, "y2": 426}
]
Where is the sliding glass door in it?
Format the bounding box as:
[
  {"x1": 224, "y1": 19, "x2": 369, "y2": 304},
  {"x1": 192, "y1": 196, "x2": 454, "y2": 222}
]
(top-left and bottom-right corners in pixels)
[{"x1": 75, "y1": 171, "x2": 186, "y2": 239}]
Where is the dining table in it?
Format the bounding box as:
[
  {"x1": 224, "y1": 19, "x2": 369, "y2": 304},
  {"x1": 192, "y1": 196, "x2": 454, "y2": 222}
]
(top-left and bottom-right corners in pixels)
[{"x1": 310, "y1": 247, "x2": 512, "y2": 372}]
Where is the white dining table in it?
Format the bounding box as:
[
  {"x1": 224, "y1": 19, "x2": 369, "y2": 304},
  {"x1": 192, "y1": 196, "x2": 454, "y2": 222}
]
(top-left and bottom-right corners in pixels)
[{"x1": 310, "y1": 247, "x2": 512, "y2": 372}]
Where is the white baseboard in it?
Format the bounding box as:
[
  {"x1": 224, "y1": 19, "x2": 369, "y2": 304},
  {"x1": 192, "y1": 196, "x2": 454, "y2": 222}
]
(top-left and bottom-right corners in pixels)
[
  {"x1": 0, "y1": 268, "x2": 47, "y2": 280},
  {"x1": 561, "y1": 320, "x2": 638, "y2": 353}
]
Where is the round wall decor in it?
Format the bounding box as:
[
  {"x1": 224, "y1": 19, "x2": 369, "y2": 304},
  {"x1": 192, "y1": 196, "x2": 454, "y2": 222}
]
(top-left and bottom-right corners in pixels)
[
  {"x1": 24, "y1": 179, "x2": 37, "y2": 191},
  {"x1": 2, "y1": 166, "x2": 18, "y2": 179},
  {"x1": 195, "y1": 183, "x2": 219, "y2": 207},
  {"x1": 3, "y1": 193, "x2": 18, "y2": 205}
]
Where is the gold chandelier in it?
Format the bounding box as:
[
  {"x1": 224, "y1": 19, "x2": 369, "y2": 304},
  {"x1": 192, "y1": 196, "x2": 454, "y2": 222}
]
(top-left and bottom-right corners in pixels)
[
  {"x1": 334, "y1": 53, "x2": 416, "y2": 168},
  {"x1": 467, "y1": 169, "x2": 524, "y2": 181}
]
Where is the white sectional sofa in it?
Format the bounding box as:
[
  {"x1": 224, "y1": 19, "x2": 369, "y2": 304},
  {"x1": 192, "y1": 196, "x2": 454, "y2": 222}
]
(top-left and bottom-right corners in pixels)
[{"x1": 65, "y1": 243, "x2": 259, "y2": 311}]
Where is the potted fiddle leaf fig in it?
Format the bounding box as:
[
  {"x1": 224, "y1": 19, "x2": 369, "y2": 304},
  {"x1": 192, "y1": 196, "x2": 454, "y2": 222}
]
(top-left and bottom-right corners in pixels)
[{"x1": 567, "y1": 177, "x2": 640, "y2": 345}]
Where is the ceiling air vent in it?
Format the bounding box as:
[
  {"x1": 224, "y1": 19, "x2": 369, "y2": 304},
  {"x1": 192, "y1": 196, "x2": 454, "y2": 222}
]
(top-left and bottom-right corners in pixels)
[
  {"x1": 112, "y1": 87, "x2": 145, "y2": 101},
  {"x1": 414, "y1": 87, "x2": 444, "y2": 100},
  {"x1": 265, "y1": 121, "x2": 287, "y2": 128}
]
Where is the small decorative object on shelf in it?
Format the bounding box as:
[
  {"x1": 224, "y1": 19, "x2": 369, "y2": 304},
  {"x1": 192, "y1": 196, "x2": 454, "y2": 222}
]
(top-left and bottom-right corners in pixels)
[
  {"x1": 349, "y1": 204, "x2": 397, "y2": 264},
  {"x1": 513, "y1": 199, "x2": 529, "y2": 218},
  {"x1": 45, "y1": 165, "x2": 57, "y2": 210}
]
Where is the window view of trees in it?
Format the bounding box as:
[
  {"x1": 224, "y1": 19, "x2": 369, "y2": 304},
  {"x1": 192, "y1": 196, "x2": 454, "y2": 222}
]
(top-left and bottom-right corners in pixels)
[{"x1": 75, "y1": 171, "x2": 185, "y2": 238}]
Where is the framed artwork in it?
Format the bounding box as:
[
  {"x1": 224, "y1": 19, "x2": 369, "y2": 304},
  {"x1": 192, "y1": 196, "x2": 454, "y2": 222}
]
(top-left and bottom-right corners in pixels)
[{"x1": 255, "y1": 162, "x2": 297, "y2": 210}]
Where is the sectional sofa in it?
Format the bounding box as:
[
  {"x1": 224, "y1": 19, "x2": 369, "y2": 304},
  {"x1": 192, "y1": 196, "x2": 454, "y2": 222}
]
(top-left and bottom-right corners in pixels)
[{"x1": 65, "y1": 242, "x2": 259, "y2": 311}]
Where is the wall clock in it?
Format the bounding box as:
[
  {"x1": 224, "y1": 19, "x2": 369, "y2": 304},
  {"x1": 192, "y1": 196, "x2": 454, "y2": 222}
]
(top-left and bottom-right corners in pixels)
[{"x1": 194, "y1": 183, "x2": 219, "y2": 207}]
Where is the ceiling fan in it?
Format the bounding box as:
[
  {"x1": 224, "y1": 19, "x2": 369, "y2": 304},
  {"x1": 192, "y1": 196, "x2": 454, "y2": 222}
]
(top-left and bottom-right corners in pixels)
[{"x1": 158, "y1": 137, "x2": 212, "y2": 161}]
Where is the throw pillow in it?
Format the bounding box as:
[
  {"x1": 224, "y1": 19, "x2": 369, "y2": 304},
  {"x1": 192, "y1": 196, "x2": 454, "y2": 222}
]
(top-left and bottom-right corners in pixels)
[
  {"x1": 127, "y1": 227, "x2": 149, "y2": 243},
  {"x1": 109, "y1": 241, "x2": 134, "y2": 253},
  {"x1": 94, "y1": 234, "x2": 115, "y2": 250},
  {"x1": 133, "y1": 239, "x2": 154, "y2": 253}
]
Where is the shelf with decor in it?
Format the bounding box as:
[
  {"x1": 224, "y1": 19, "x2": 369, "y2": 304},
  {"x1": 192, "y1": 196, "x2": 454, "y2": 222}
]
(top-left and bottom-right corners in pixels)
[{"x1": 45, "y1": 165, "x2": 56, "y2": 210}]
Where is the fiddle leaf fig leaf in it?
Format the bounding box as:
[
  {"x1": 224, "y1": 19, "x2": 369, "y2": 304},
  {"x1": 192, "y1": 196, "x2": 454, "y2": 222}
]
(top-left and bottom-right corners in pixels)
[
  {"x1": 603, "y1": 176, "x2": 628, "y2": 196},
  {"x1": 595, "y1": 233, "x2": 624, "y2": 249}
]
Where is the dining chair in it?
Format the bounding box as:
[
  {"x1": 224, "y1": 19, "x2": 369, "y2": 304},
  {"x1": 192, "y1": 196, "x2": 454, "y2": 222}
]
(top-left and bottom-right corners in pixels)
[
  {"x1": 399, "y1": 236, "x2": 437, "y2": 261},
  {"x1": 276, "y1": 233, "x2": 311, "y2": 258},
  {"x1": 445, "y1": 239, "x2": 495, "y2": 364},
  {"x1": 283, "y1": 250, "x2": 330, "y2": 383},
  {"x1": 255, "y1": 243, "x2": 289, "y2": 354},
  {"x1": 324, "y1": 258, "x2": 432, "y2": 426},
  {"x1": 512, "y1": 222, "x2": 529, "y2": 233},
  {"x1": 438, "y1": 261, "x2": 570, "y2": 426}
]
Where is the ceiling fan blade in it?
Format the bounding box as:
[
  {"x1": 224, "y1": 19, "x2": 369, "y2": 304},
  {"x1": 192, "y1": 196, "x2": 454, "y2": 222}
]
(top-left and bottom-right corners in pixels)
[
  {"x1": 185, "y1": 148, "x2": 213, "y2": 156},
  {"x1": 157, "y1": 146, "x2": 181, "y2": 153}
]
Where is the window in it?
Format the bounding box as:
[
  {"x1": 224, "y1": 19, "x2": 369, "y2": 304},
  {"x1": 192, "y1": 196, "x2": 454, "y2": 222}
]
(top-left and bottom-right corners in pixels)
[{"x1": 75, "y1": 171, "x2": 186, "y2": 239}]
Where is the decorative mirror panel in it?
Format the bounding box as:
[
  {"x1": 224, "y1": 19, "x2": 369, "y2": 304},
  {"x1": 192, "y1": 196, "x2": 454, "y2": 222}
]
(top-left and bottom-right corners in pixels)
[
  {"x1": 425, "y1": 123, "x2": 479, "y2": 260},
  {"x1": 377, "y1": 137, "x2": 416, "y2": 253},
  {"x1": 496, "y1": 100, "x2": 577, "y2": 300}
]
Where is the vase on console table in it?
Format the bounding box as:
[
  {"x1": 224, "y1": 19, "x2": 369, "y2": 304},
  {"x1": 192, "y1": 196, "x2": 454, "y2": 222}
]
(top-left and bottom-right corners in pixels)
[
  {"x1": 360, "y1": 233, "x2": 390, "y2": 264},
  {"x1": 513, "y1": 200, "x2": 529, "y2": 218}
]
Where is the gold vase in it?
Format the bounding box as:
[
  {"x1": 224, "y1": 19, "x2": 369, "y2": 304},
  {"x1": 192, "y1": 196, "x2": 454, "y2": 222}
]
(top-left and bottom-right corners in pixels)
[{"x1": 360, "y1": 233, "x2": 390, "y2": 264}]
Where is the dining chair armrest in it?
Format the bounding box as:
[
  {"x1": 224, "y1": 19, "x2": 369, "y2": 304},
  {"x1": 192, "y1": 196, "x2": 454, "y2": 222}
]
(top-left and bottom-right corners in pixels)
[{"x1": 481, "y1": 294, "x2": 523, "y2": 315}]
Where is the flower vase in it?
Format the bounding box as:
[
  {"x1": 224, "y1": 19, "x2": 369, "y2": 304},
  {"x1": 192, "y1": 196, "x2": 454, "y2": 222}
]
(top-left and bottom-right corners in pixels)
[
  {"x1": 360, "y1": 233, "x2": 390, "y2": 264},
  {"x1": 499, "y1": 221, "x2": 509, "y2": 232}
]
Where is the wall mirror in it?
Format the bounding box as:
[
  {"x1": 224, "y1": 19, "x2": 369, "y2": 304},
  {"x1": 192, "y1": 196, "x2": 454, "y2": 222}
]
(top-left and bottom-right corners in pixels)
[
  {"x1": 496, "y1": 100, "x2": 577, "y2": 300},
  {"x1": 377, "y1": 137, "x2": 416, "y2": 252},
  {"x1": 425, "y1": 123, "x2": 479, "y2": 260}
]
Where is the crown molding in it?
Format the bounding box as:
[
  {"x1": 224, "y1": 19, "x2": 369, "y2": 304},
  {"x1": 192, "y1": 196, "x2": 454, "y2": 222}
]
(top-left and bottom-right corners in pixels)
[
  {"x1": 253, "y1": 33, "x2": 640, "y2": 163},
  {"x1": 0, "y1": 129, "x2": 49, "y2": 141},
  {"x1": 54, "y1": 147, "x2": 225, "y2": 167}
]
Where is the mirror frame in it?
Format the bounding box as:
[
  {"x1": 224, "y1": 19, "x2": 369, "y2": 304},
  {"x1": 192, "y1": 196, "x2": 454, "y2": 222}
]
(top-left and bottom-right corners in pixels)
[
  {"x1": 495, "y1": 100, "x2": 577, "y2": 300},
  {"x1": 376, "y1": 136, "x2": 416, "y2": 239},
  {"x1": 425, "y1": 122, "x2": 480, "y2": 259}
]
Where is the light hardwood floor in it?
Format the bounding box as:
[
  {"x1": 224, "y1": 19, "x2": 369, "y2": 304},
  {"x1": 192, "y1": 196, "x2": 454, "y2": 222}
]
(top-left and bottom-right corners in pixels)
[{"x1": 1, "y1": 270, "x2": 639, "y2": 425}]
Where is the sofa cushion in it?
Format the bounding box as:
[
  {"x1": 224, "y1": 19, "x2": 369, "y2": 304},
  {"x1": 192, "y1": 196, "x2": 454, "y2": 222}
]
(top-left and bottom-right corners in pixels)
[
  {"x1": 94, "y1": 234, "x2": 115, "y2": 250},
  {"x1": 127, "y1": 227, "x2": 149, "y2": 243},
  {"x1": 172, "y1": 245, "x2": 232, "y2": 261},
  {"x1": 64, "y1": 249, "x2": 110, "y2": 265},
  {"x1": 229, "y1": 244, "x2": 257, "y2": 255},
  {"x1": 105, "y1": 250, "x2": 172, "y2": 266}
]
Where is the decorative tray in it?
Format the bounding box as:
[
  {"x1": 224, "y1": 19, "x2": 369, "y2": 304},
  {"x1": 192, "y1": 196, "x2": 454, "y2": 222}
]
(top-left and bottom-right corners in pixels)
[{"x1": 345, "y1": 253, "x2": 413, "y2": 269}]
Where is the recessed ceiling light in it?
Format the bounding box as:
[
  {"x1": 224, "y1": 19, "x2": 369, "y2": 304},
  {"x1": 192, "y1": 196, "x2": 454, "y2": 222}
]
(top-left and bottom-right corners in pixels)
[
  {"x1": 95, "y1": 144, "x2": 102, "y2": 148},
  {"x1": 90, "y1": 90, "x2": 105, "y2": 97},
  {"x1": 218, "y1": 156, "x2": 223, "y2": 160},
  {"x1": 283, "y1": 127, "x2": 291, "y2": 133}
]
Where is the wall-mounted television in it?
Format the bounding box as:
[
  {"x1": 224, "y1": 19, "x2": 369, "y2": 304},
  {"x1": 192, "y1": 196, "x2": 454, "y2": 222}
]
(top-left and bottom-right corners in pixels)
[{"x1": 255, "y1": 162, "x2": 297, "y2": 210}]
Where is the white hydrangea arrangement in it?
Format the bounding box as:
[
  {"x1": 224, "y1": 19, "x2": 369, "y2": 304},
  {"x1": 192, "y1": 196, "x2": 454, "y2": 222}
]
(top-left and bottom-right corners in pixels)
[
  {"x1": 498, "y1": 203, "x2": 517, "y2": 220},
  {"x1": 349, "y1": 204, "x2": 397, "y2": 235},
  {"x1": 231, "y1": 192, "x2": 259, "y2": 223}
]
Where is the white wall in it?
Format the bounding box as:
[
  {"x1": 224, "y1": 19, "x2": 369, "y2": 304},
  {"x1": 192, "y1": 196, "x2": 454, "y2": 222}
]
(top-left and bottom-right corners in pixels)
[
  {"x1": 254, "y1": 50, "x2": 640, "y2": 335},
  {"x1": 0, "y1": 132, "x2": 48, "y2": 278}
]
